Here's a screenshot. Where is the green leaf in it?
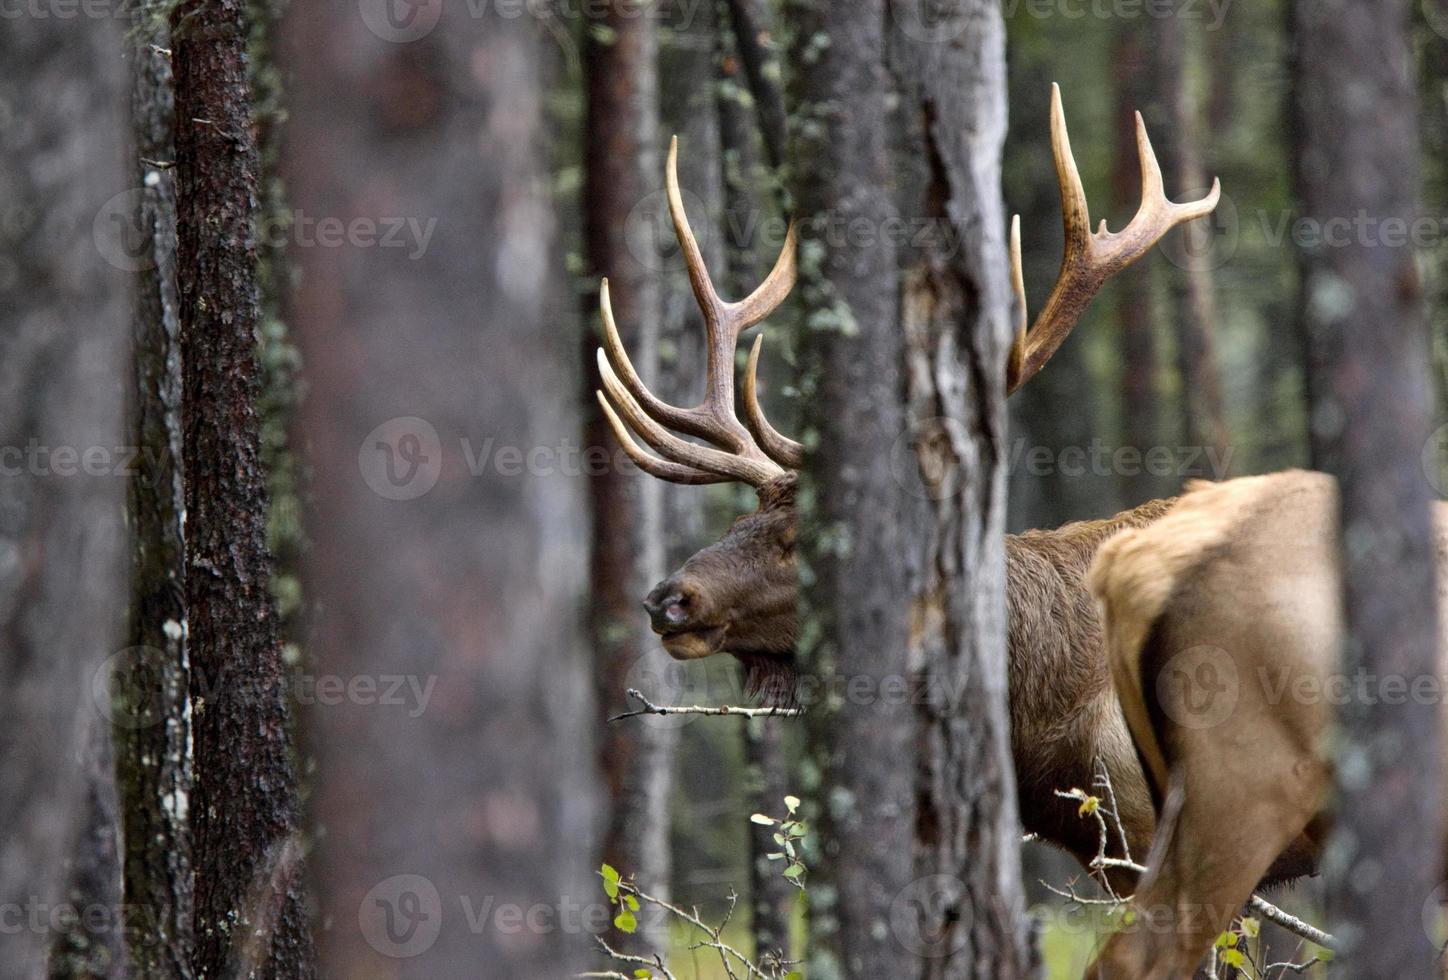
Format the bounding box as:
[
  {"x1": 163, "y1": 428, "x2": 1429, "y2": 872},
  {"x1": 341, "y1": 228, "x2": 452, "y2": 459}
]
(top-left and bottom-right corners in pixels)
[
  {"x1": 750, "y1": 813, "x2": 775, "y2": 826},
  {"x1": 773, "y1": 833, "x2": 787, "y2": 846},
  {"x1": 633, "y1": 970, "x2": 653, "y2": 978},
  {"x1": 1214, "y1": 931, "x2": 1237, "y2": 950},
  {"x1": 784, "y1": 972, "x2": 804, "y2": 980},
  {"x1": 1240, "y1": 916, "x2": 1260, "y2": 939},
  {"x1": 1078, "y1": 796, "x2": 1099, "y2": 817},
  {"x1": 766, "y1": 852, "x2": 785, "y2": 860},
  {"x1": 783, "y1": 863, "x2": 805, "y2": 879},
  {"x1": 614, "y1": 910, "x2": 637, "y2": 933},
  {"x1": 601, "y1": 864, "x2": 620, "y2": 901},
  {"x1": 624, "y1": 894, "x2": 640, "y2": 912},
  {"x1": 1219, "y1": 949, "x2": 1245, "y2": 968},
  {"x1": 784, "y1": 795, "x2": 801, "y2": 813}
]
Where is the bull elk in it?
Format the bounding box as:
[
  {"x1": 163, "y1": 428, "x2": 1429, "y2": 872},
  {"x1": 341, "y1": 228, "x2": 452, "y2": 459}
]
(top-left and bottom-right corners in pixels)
[
  {"x1": 1083, "y1": 472, "x2": 1448, "y2": 978},
  {"x1": 594, "y1": 84, "x2": 1223, "y2": 885}
]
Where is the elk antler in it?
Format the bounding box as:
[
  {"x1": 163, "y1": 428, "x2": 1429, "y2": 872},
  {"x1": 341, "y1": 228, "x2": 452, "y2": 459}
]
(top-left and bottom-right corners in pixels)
[
  {"x1": 1007, "y1": 83, "x2": 1221, "y2": 395},
  {"x1": 596, "y1": 136, "x2": 800, "y2": 489}
]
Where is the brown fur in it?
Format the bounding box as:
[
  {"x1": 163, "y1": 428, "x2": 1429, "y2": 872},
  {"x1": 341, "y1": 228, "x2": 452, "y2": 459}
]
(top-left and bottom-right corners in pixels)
[
  {"x1": 646, "y1": 476, "x2": 1185, "y2": 881},
  {"x1": 1086, "y1": 471, "x2": 1448, "y2": 979}
]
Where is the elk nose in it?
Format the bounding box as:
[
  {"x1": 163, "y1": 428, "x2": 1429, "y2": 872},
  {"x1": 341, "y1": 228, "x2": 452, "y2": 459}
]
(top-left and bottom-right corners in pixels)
[{"x1": 643, "y1": 580, "x2": 692, "y2": 631}]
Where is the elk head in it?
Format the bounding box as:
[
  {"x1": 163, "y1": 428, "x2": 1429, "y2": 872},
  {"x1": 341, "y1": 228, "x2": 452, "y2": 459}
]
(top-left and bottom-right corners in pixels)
[{"x1": 595, "y1": 84, "x2": 1220, "y2": 704}]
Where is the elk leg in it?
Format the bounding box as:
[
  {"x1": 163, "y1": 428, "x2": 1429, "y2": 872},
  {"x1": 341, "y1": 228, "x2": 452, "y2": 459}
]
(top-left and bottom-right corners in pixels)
[{"x1": 1084, "y1": 744, "x2": 1324, "y2": 980}]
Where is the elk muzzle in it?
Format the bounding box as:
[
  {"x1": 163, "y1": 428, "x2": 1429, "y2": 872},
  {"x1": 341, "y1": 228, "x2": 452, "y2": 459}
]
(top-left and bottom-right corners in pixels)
[{"x1": 643, "y1": 577, "x2": 727, "y2": 660}]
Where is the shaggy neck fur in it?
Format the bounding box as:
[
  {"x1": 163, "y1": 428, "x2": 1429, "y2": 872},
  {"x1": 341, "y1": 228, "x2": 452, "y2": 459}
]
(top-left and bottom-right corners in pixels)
[{"x1": 1003, "y1": 496, "x2": 1177, "y2": 861}]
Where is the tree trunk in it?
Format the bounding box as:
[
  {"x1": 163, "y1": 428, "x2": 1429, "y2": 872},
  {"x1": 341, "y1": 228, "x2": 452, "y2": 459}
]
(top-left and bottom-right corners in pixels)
[
  {"x1": 785, "y1": 0, "x2": 914, "y2": 973},
  {"x1": 1292, "y1": 0, "x2": 1444, "y2": 973},
  {"x1": 281, "y1": 2, "x2": 598, "y2": 975},
  {"x1": 886, "y1": 2, "x2": 1037, "y2": 975},
  {"x1": 170, "y1": 2, "x2": 315, "y2": 975},
  {"x1": 1151, "y1": 13, "x2": 1229, "y2": 461},
  {"x1": 583, "y1": 0, "x2": 676, "y2": 955},
  {"x1": 48, "y1": 721, "x2": 125, "y2": 980},
  {"x1": 0, "y1": 12, "x2": 129, "y2": 980},
  {"x1": 114, "y1": 27, "x2": 196, "y2": 980}
]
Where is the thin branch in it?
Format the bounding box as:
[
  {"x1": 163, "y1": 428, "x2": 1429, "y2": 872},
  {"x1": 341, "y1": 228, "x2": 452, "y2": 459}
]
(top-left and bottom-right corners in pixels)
[
  {"x1": 1048, "y1": 771, "x2": 1339, "y2": 953},
  {"x1": 608, "y1": 688, "x2": 802, "y2": 722}
]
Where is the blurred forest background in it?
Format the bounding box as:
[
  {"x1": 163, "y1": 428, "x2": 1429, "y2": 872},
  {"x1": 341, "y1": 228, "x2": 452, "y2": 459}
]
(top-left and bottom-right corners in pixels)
[{"x1": 3, "y1": 0, "x2": 1448, "y2": 977}]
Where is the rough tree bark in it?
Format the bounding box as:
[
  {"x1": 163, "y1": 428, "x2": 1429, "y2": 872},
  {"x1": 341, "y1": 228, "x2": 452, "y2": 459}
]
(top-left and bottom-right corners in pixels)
[
  {"x1": 0, "y1": 12, "x2": 129, "y2": 980},
  {"x1": 785, "y1": 0, "x2": 915, "y2": 973},
  {"x1": 282, "y1": 1, "x2": 597, "y2": 975},
  {"x1": 583, "y1": 0, "x2": 676, "y2": 954},
  {"x1": 170, "y1": 1, "x2": 315, "y2": 975},
  {"x1": 113, "y1": 26, "x2": 196, "y2": 980},
  {"x1": 1292, "y1": 0, "x2": 1445, "y2": 973},
  {"x1": 886, "y1": 1, "x2": 1037, "y2": 975}
]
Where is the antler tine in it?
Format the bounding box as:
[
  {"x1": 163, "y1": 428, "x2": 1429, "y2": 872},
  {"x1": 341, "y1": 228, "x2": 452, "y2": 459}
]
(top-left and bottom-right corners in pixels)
[
  {"x1": 730, "y1": 222, "x2": 798, "y2": 333},
  {"x1": 598, "y1": 352, "x2": 785, "y2": 488},
  {"x1": 594, "y1": 136, "x2": 801, "y2": 490},
  {"x1": 1007, "y1": 82, "x2": 1221, "y2": 395},
  {"x1": 743, "y1": 335, "x2": 804, "y2": 469},
  {"x1": 595, "y1": 392, "x2": 728, "y2": 486}
]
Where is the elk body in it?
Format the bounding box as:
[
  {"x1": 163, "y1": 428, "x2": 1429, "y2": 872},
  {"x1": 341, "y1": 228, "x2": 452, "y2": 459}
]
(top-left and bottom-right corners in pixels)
[
  {"x1": 594, "y1": 85, "x2": 1222, "y2": 888},
  {"x1": 1084, "y1": 471, "x2": 1448, "y2": 979}
]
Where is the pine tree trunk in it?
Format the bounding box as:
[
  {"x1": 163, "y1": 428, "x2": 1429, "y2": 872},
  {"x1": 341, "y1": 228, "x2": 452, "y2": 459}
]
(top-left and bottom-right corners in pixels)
[
  {"x1": 170, "y1": 1, "x2": 314, "y2": 975},
  {"x1": 0, "y1": 12, "x2": 129, "y2": 980},
  {"x1": 786, "y1": 0, "x2": 915, "y2": 973},
  {"x1": 583, "y1": 0, "x2": 676, "y2": 955},
  {"x1": 1292, "y1": 0, "x2": 1444, "y2": 973},
  {"x1": 886, "y1": 2, "x2": 1037, "y2": 975},
  {"x1": 281, "y1": 2, "x2": 598, "y2": 975},
  {"x1": 114, "y1": 27, "x2": 196, "y2": 980}
]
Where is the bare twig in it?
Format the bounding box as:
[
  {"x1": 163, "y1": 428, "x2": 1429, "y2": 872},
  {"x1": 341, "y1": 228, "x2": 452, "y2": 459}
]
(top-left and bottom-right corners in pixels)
[
  {"x1": 1047, "y1": 770, "x2": 1339, "y2": 954},
  {"x1": 608, "y1": 688, "x2": 802, "y2": 722}
]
